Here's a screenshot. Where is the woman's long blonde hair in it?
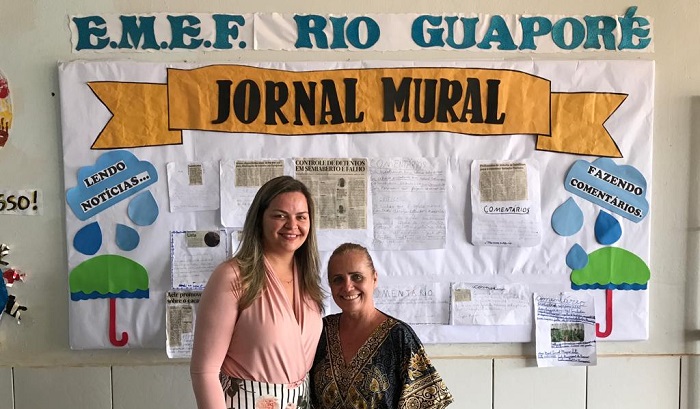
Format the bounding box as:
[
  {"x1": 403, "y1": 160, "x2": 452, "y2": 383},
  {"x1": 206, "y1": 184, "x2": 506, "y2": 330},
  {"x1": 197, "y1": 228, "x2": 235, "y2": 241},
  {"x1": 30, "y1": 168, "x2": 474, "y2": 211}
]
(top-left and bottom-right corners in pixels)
[{"x1": 234, "y1": 176, "x2": 324, "y2": 312}]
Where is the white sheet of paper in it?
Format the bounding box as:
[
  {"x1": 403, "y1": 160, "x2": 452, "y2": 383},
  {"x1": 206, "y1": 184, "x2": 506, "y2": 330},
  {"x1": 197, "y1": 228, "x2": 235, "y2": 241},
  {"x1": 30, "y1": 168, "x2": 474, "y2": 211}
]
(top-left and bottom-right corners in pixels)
[
  {"x1": 370, "y1": 158, "x2": 446, "y2": 250},
  {"x1": 165, "y1": 291, "x2": 201, "y2": 359},
  {"x1": 170, "y1": 230, "x2": 228, "y2": 290},
  {"x1": 220, "y1": 159, "x2": 288, "y2": 227},
  {"x1": 535, "y1": 292, "x2": 597, "y2": 367},
  {"x1": 471, "y1": 159, "x2": 542, "y2": 247},
  {"x1": 166, "y1": 161, "x2": 220, "y2": 212},
  {"x1": 451, "y1": 283, "x2": 532, "y2": 325},
  {"x1": 371, "y1": 283, "x2": 450, "y2": 324}
]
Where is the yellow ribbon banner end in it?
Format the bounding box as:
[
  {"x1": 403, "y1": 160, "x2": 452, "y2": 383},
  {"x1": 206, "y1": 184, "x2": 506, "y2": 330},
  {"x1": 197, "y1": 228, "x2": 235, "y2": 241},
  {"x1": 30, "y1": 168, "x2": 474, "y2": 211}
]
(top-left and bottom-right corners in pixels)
[
  {"x1": 536, "y1": 93, "x2": 627, "y2": 158},
  {"x1": 88, "y1": 82, "x2": 182, "y2": 149}
]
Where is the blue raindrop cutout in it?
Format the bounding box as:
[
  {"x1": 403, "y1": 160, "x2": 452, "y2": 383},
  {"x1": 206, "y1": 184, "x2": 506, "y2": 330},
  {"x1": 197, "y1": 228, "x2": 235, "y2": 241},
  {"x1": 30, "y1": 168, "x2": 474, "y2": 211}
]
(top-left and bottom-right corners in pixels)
[
  {"x1": 566, "y1": 244, "x2": 589, "y2": 270},
  {"x1": 74, "y1": 221, "x2": 102, "y2": 255},
  {"x1": 116, "y1": 224, "x2": 140, "y2": 251},
  {"x1": 595, "y1": 210, "x2": 622, "y2": 245},
  {"x1": 128, "y1": 191, "x2": 159, "y2": 226},
  {"x1": 551, "y1": 197, "x2": 584, "y2": 236}
]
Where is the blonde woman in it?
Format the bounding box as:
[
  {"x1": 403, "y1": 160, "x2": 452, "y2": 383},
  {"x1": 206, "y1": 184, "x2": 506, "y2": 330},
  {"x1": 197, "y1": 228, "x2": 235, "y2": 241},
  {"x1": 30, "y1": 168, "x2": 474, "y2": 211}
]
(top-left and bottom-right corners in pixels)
[{"x1": 191, "y1": 176, "x2": 324, "y2": 409}]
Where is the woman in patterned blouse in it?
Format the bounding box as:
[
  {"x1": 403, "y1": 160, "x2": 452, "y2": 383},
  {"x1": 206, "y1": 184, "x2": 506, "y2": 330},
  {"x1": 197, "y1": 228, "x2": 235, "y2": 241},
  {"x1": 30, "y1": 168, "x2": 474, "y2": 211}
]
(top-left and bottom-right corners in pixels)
[{"x1": 310, "y1": 243, "x2": 453, "y2": 409}]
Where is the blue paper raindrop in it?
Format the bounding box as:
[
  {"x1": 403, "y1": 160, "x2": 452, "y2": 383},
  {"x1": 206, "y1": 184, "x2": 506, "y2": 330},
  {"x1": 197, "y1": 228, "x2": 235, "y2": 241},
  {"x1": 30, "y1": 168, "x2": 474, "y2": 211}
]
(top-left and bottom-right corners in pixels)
[
  {"x1": 566, "y1": 244, "x2": 589, "y2": 270},
  {"x1": 128, "y1": 191, "x2": 159, "y2": 226},
  {"x1": 551, "y1": 197, "x2": 584, "y2": 236},
  {"x1": 116, "y1": 224, "x2": 140, "y2": 251},
  {"x1": 595, "y1": 210, "x2": 622, "y2": 245},
  {"x1": 73, "y1": 222, "x2": 102, "y2": 255}
]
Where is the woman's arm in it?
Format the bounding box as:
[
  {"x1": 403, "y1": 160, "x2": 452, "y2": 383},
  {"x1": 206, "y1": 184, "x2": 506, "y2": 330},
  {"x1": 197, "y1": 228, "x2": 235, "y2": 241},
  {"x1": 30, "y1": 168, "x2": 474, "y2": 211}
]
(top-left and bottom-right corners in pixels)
[{"x1": 190, "y1": 261, "x2": 240, "y2": 409}]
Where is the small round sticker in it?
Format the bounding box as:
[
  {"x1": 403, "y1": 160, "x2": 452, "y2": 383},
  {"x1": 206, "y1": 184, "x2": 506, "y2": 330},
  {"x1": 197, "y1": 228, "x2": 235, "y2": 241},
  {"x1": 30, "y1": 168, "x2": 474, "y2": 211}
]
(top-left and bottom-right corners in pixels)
[{"x1": 204, "y1": 231, "x2": 220, "y2": 247}]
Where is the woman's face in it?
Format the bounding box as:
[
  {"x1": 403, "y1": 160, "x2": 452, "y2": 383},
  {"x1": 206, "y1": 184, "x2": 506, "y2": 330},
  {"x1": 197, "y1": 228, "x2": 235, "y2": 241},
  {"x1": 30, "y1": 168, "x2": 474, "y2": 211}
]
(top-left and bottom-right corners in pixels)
[
  {"x1": 261, "y1": 191, "x2": 310, "y2": 257},
  {"x1": 328, "y1": 250, "x2": 377, "y2": 315}
]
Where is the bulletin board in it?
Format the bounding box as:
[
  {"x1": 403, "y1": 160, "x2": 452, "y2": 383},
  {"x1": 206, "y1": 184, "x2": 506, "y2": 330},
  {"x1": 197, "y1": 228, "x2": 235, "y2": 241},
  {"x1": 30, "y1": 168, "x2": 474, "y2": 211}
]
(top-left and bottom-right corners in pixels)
[{"x1": 58, "y1": 59, "x2": 653, "y2": 349}]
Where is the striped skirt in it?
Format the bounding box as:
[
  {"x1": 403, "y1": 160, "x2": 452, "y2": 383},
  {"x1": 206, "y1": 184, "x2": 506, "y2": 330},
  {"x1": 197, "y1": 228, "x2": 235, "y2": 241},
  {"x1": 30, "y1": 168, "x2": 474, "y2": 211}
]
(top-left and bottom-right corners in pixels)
[{"x1": 219, "y1": 372, "x2": 310, "y2": 409}]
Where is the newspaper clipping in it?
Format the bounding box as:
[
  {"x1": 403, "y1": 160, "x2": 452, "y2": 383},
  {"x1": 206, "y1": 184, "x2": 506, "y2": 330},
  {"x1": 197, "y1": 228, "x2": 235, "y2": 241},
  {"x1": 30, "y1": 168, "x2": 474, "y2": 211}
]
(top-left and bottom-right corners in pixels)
[
  {"x1": 220, "y1": 159, "x2": 286, "y2": 227},
  {"x1": 471, "y1": 159, "x2": 542, "y2": 247},
  {"x1": 166, "y1": 290, "x2": 201, "y2": 358},
  {"x1": 295, "y1": 158, "x2": 368, "y2": 229},
  {"x1": 234, "y1": 160, "x2": 285, "y2": 187}
]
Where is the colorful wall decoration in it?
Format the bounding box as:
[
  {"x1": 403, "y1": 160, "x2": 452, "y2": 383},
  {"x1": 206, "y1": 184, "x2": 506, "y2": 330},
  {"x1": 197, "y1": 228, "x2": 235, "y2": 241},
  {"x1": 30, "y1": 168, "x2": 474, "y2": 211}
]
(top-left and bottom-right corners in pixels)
[
  {"x1": 58, "y1": 60, "x2": 653, "y2": 348},
  {"x1": 0, "y1": 70, "x2": 12, "y2": 149}
]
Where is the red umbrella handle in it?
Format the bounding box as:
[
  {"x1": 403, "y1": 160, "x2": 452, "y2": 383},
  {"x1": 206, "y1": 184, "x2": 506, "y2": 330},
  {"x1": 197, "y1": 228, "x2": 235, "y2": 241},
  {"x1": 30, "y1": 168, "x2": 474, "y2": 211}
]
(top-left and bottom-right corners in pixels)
[
  {"x1": 109, "y1": 298, "x2": 129, "y2": 347},
  {"x1": 595, "y1": 289, "x2": 614, "y2": 338}
]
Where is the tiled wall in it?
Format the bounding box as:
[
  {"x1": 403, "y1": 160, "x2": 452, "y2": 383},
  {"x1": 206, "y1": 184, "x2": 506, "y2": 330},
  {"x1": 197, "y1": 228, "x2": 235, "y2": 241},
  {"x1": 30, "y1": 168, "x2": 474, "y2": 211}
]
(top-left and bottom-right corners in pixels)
[{"x1": 0, "y1": 356, "x2": 693, "y2": 409}]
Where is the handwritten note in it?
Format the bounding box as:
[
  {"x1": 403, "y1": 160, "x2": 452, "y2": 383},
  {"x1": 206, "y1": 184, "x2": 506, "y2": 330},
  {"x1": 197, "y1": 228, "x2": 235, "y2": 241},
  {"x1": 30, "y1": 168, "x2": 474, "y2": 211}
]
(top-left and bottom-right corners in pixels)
[
  {"x1": 451, "y1": 283, "x2": 531, "y2": 325},
  {"x1": 534, "y1": 292, "x2": 597, "y2": 367},
  {"x1": 170, "y1": 230, "x2": 228, "y2": 290},
  {"x1": 371, "y1": 158, "x2": 446, "y2": 250},
  {"x1": 370, "y1": 283, "x2": 449, "y2": 324}
]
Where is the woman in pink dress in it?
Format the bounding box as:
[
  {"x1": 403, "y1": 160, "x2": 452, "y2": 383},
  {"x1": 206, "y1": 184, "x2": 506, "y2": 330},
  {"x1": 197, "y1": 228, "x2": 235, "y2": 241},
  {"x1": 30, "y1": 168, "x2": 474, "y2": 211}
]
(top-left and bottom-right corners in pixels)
[{"x1": 191, "y1": 176, "x2": 324, "y2": 409}]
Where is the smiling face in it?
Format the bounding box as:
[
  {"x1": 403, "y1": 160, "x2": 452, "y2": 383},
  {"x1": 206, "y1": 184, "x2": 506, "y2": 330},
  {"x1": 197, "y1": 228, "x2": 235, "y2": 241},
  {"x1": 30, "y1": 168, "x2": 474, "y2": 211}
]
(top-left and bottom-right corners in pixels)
[
  {"x1": 328, "y1": 250, "x2": 378, "y2": 316},
  {"x1": 261, "y1": 191, "x2": 310, "y2": 257}
]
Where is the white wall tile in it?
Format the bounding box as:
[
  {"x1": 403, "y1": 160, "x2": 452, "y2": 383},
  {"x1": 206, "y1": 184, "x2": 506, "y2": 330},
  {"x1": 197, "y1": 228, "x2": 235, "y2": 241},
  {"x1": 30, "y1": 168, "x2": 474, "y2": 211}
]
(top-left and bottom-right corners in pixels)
[
  {"x1": 13, "y1": 366, "x2": 111, "y2": 409},
  {"x1": 1, "y1": 356, "x2": 694, "y2": 409},
  {"x1": 681, "y1": 356, "x2": 699, "y2": 409},
  {"x1": 493, "y1": 358, "x2": 586, "y2": 409},
  {"x1": 431, "y1": 358, "x2": 492, "y2": 409},
  {"x1": 113, "y1": 364, "x2": 196, "y2": 409},
  {"x1": 0, "y1": 367, "x2": 13, "y2": 409},
  {"x1": 588, "y1": 356, "x2": 680, "y2": 409}
]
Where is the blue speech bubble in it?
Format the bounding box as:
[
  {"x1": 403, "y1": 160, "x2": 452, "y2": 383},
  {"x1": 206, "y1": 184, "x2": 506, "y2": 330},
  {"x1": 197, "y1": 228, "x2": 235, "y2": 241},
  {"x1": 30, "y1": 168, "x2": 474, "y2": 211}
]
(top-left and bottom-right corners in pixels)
[
  {"x1": 66, "y1": 150, "x2": 158, "y2": 221},
  {"x1": 564, "y1": 158, "x2": 648, "y2": 223}
]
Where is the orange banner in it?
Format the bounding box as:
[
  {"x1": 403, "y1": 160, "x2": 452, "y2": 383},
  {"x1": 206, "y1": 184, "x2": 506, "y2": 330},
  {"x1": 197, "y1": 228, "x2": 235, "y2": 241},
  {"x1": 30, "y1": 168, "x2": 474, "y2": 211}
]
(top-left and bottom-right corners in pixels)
[{"x1": 88, "y1": 65, "x2": 625, "y2": 157}]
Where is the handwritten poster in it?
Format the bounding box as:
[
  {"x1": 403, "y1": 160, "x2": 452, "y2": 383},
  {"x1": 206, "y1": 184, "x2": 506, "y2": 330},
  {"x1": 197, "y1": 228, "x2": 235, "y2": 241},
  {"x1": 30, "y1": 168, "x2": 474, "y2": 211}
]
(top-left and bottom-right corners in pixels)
[{"x1": 535, "y1": 292, "x2": 597, "y2": 367}]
